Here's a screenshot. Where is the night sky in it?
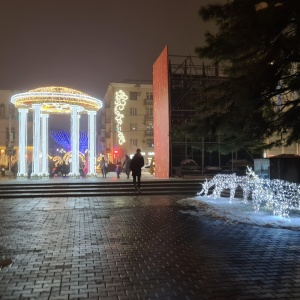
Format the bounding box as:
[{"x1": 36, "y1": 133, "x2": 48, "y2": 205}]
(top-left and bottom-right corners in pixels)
[
  {"x1": 0, "y1": 0, "x2": 223, "y2": 132},
  {"x1": 0, "y1": 0, "x2": 223, "y2": 100}
]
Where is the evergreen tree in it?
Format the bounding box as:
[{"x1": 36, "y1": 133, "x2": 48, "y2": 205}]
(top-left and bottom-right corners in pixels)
[{"x1": 186, "y1": 0, "x2": 300, "y2": 153}]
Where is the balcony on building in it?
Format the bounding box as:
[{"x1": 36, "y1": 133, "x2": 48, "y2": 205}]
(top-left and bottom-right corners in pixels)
[
  {"x1": 144, "y1": 114, "x2": 153, "y2": 121},
  {"x1": 144, "y1": 98, "x2": 153, "y2": 105},
  {"x1": 145, "y1": 130, "x2": 154, "y2": 136}
]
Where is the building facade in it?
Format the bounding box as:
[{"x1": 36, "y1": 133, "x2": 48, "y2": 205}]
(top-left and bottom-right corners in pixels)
[
  {"x1": 0, "y1": 90, "x2": 21, "y2": 170},
  {"x1": 264, "y1": 138, "x2": 300, "y2": 158},
  {"x1": 264, "y1": 89, "x2": 300, "y2": 157},
  {"x1": 101, "y1": 82, "x2": 154, "y2": 165}
]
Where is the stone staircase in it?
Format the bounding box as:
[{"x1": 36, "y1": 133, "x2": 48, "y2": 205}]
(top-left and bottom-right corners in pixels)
[{"x1": 0, "y1": 179, "x2": 204, "y2": 198}]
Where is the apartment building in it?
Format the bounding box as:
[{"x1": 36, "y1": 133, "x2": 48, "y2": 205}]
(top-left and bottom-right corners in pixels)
[
  {"x1": 0, "y1": 90, "x2": 18, "y2": 167},
  {"x1": 264, "y1": 90, "x2": 300, "y2": 157},
  {"x1": 263, "y1": 138, "x2": 300, "y2": 158},
  {"x1": 101, "y1": 82, "x2": 154, "y2": 165}
]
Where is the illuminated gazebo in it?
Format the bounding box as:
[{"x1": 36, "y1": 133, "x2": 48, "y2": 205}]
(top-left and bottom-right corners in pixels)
[{"x1": 11, "y1": 86, "x2": 102, "y2": 179}]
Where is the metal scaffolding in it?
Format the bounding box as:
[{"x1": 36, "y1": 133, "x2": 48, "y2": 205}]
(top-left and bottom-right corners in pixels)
[{"x1": 168, "y1": 55, "x2": 228, "y2": 175}]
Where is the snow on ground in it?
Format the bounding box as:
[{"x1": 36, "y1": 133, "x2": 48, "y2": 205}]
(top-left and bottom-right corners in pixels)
[{"x1": 178, "y1": 195, "x2": 300, "y2": 231}]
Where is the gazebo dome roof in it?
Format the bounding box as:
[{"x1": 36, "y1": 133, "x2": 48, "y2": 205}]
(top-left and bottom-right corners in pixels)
[
  {"x1": 29, "y1": 86, "x2": 86, "y2": 94},
  {"x1": 11, "y1": 86, "x2": 102, "y2": 114}
]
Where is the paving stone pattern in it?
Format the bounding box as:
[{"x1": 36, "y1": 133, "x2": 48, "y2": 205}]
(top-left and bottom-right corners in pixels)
[{"x1": 0, "y1": 195, "x2": 299, "y2": 300}]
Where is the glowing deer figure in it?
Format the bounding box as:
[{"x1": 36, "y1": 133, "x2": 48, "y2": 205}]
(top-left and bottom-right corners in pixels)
[
  {"x1": 237, "y1": 166, "x2": 260, "y2": 203},
  {"x1": 198, "y1": 173, "x2": 237, "y2": 202},
  {"x1": 198, "y1": 166, "x2": 300, "y2": 218}
]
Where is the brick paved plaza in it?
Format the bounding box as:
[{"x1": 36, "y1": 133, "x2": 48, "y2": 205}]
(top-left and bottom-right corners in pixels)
[{"x1": 0, "y1": 193, "x2": 299, "y2": 299}]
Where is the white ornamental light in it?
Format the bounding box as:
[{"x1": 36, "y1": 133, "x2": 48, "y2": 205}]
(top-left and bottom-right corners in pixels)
[
  {"x1": 114, "y1": 90, "x2": 128, "y2": 145},
  {"x1": 11, "y1": 86, "x2": 102, "y2": 114},
  {"x1": 198, "y1": 167, "x2": 300, "y2": 218}
]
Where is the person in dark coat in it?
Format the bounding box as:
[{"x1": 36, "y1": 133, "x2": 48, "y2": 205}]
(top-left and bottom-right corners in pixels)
[
  {"x1": 11, "y1": 161, "x2": 18, "y2": 178},
  {"x1": 27, "y1": 161, "x2": 32, "y2": 179},
  {"x1": 130, "y1": 149, "x2": 144, "y2": 192}
]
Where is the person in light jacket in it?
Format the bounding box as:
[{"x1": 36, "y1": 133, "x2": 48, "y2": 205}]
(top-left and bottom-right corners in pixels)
[
  {"x1": 122, "y1": 155, "x2": 131, "y2": 179},
  {"x1": 100, "y1": 157, "x2": 107, "y2": 178}
]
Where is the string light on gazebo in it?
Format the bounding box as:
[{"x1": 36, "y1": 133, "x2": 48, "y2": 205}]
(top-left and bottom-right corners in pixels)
[{"x1": 11, "y1": 86, "x2": 102, "y2": 179}]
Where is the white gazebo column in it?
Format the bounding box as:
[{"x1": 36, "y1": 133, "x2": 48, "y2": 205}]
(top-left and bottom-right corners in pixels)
[
  {"x1": 31, "y1": 104, "x2": 42, "y2": 179},
  {"x1": 17, "y1": 108, "x2": 28, "y2": 178},
  {"x1": 41, "y1": 113, "x2": 49, "y2": 177},
  {"x1": 70, "y1": 105, "x2": 80, "y2": 178},
  {"x1": 87, "y1": 110, "x2": 97, "y2": 177}
]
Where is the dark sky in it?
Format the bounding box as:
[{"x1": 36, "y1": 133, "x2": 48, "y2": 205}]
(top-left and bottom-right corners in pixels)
[{"x1": 0, "y1": 0, "x2": 222, "y2": 101}]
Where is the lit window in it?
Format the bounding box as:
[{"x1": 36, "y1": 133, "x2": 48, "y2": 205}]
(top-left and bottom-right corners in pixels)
[
  {"x1": 146, "y1": 122, "x2": 153, "y2": 130},
  {"x1": 130, "y1": 123, "x2": 137, "y2": 131},
  {"x1": 147, "y1": 139, "x2": 154, "y2": 147}
]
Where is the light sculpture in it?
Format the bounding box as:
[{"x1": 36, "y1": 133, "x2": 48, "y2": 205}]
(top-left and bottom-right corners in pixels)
[
  {"x1": 114, "y1": 90, "x2": 128, "y2": 145},
  {"x1": 51, "y1": 156, "x2": 63, "y2": 167},
  {"x1": 11, "y1": 86, "x2": 102, "y2": 114},
  {"x1": 198, "y1": 167, "x2": 300, "y2": 218},
  {"x1": 17, "y1": 108, "x2": 28, "y2": 178},
  {"x1": 41, "y1": 114, "x2": 49, "y2": 177},
  {"x1": 69, "y1": 105, "x2": 80, "y2": 178},
  {"x1": 62, "y1": 151, "x2": 85, "y2": 165},
  {"x1": 31, "y1": 104, "x2": 42, "y2": 178},
  {"x1": 87, "y1": 110, "x2": 97, "y2": 177},
  {"x1": 11, "y1": 86, "x2": 102, "y2": 179}
]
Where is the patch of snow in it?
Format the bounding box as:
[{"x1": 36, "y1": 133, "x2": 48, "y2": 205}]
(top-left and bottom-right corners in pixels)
[{"x1": 178, "y1": 196, "x2": 300, "y2": 231}]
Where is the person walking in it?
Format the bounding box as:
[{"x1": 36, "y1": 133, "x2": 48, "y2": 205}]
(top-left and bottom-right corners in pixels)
[
  {"x1": 100, "y1": 157, "x2": 107, "y2": 178},
  {"x1": 122, "y1": 155, "x2": 131, "y2": 179},
  {"x1": 116, "y1": 161, "x2": 122, "y2": 178},
  {"x1": 11, "y1": 161, "x2": 18, "y2": 178},
  {"x1": 130, "y1": 149, "x2": 144, "y2": 193},
  {"x1": 27, "y1": 161, "x2": 32, "y2": 179}
]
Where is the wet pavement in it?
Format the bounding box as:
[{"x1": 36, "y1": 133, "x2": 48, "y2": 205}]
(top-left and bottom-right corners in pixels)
[{"x1": 0, "y1": 191, "x2": 300, "y2": 299}]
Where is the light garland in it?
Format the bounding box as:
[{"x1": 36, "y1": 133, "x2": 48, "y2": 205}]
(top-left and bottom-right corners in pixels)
[
  {"x1": 11, "y1": 86, "x2": 102, "y2": 114},
  {"x1": 60, "y1": 151, "x2": 86, "y2": 165},
  {"x1": 52, "y1": 156, "x2": 63, "y2": 167},
  {"x1": 11, "y1": 86, "x2": 102, "y2": 180},
  {"x1": 50, "y1": 130, "x2": 89, "y2": 153},
  {"x1": 114, "y1": 90, "x2": 128, "y2": 145},
  {"x1": 198, "y1": 167, "x2": 300, "y2": 218}
]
